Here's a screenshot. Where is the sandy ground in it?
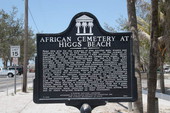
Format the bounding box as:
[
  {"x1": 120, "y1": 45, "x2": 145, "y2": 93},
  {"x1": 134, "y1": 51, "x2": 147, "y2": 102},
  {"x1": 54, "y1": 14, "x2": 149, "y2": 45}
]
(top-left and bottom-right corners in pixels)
[{"x1": 0, "y1": 89, "x2": 170, "y2": 113}]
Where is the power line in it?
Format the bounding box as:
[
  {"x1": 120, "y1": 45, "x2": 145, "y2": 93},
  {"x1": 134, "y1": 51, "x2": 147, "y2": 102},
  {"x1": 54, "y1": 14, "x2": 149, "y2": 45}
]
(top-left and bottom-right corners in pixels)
[{"x1": 28, "y1": 7, "x2": 39, "y2": 32}]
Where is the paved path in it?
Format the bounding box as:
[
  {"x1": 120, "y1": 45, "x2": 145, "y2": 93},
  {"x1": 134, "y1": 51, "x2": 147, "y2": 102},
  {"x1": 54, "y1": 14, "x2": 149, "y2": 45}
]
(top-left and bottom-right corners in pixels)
[
  {"x1": 0, "y1": 73, "x2": 34, "y2": 92},
  {"x1": 0, "y1": 91, "x2": 123, "y2": 113}
]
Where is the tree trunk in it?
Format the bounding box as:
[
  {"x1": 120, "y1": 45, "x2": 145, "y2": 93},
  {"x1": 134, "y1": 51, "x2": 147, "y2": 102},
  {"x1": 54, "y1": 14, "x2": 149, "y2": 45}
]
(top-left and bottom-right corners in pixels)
[
  {"x1": 10, "y1": 58, "x2": 12, "y2": 66},
  {"x1": 147, "y1": 0, "x2": 159, "y2": 113},
  {"x1": 158, "y1": 42, "x2": 166, "y2": 93},
  {"x1": 164, "y1": 0, "x2": 170, "y2": 54},
  {"x1": 159, "y1": 55, "x2": 165, "y2": 93},
  {"x1": 127, "y1": 0, "x2": 143, "y2": 113},
  {"x1": 3, "y1": 60, "x2": 8, "y2": 68},
  {"x1": 2, "y1": 57, "x2": 8, "y2": 68}
]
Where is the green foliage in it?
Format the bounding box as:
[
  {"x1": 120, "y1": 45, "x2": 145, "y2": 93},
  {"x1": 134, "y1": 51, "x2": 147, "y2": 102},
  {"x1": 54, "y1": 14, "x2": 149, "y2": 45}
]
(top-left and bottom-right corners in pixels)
[
  {"x1": 165, "y1": 53, "x2": 170, "y2": 63},
  {"x1": 0, "y1": 7, "x2": 35, "y2": 67},
  {"x1": 104, "y1": 23, "x2": 116, "y2": 32},
  {"x1": 97, "y1": 0, "x2": 169, "y2": 69},
  {"x1": 137, "y1": 16, "x2": 150, "y2": 34},
  {"x1": 136, "y1": 0, "x2": 151, "y2": 22},
  {"x1": 139, "y1": 37, "x2": 150, "y2": 68},
  {"x1": 116, "y1": 16, "x2": 130, "y2": 31}
]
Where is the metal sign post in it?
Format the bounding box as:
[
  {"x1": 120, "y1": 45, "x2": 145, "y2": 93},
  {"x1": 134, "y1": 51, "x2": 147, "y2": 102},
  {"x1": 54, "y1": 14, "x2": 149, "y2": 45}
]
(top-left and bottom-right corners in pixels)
[
  {"x1": 80, "y1": 104, "x2": 92, "y2": 113},
  {"x1": 14, "y1": 64, "x2": 17, "y2": 94},
  {"x1": 6, "y1": 76, "x2": 9, "y2": 96},
  {"x1": 13, "y1": 58, "x2": 18, "y2": 94},
  {"x1": 10, "y1": 46, "x2": 20, "y2": 94}
]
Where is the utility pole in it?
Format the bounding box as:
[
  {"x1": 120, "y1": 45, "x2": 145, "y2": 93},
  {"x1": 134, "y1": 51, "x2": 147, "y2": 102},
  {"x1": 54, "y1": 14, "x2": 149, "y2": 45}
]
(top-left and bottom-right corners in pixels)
[{"x1": 23, "y1": 0, "x2": 28, "y2": 92}]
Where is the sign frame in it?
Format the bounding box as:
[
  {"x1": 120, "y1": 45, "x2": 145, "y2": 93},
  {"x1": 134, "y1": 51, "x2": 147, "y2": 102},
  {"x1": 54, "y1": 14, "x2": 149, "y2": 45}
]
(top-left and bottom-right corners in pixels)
[{"x1": 33, "y1": 12, "x2": 137, "y2": 104}]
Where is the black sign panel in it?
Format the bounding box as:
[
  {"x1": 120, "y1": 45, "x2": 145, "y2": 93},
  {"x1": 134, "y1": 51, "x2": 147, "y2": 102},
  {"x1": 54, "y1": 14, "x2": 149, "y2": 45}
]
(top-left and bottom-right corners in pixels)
[{"x1": 33, "y1": 12, "x2": 137, "y2": 103}]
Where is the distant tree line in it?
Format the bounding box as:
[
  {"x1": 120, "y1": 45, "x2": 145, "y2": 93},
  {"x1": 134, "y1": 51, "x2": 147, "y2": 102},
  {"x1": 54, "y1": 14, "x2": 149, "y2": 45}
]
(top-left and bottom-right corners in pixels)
[{"x1": 0, "y1": 7, "x2": 35, "y2": 68}]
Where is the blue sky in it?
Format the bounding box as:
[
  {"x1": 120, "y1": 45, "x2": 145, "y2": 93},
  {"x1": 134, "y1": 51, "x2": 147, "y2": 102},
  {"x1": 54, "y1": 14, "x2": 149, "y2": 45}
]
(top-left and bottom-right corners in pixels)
[
  {"x1": 0, "y1": 0, "x2": 128, "y2": 33},
  {"x1": 0, "y1": 0, "x2": 128, "y2": 67}
]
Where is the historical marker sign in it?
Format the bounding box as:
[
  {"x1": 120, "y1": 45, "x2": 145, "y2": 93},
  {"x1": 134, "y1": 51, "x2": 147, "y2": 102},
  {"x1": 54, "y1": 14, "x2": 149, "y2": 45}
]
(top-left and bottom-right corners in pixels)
[{"x1": 33, "y1": 12, "x2": 137, "y2": 104}]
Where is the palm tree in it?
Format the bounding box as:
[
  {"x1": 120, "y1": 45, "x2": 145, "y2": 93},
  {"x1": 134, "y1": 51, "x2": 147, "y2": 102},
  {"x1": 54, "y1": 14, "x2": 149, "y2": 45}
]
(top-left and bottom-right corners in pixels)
[
  {"x1": 147, "y1": 0, "x2": 159, "y2": 113},
  {"x1": 127, "y1": 0, "x2": 143, "y2": 112},
  {"x1": 137, "y1": 0, "x2": 169, "y2": 94}
]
